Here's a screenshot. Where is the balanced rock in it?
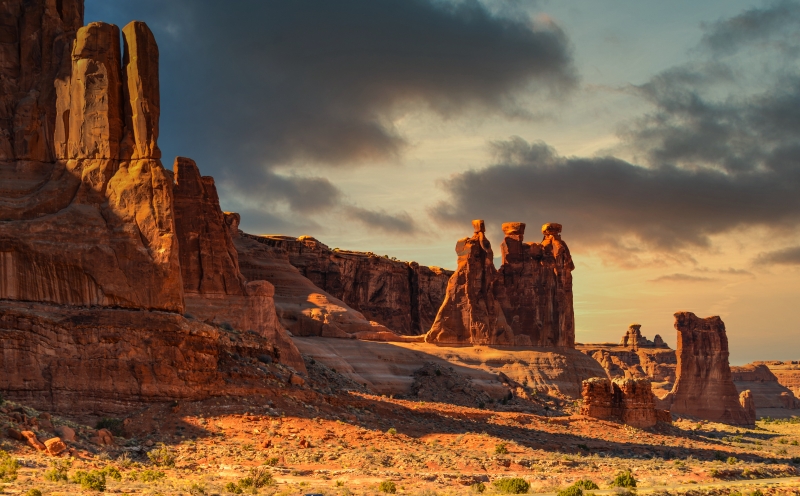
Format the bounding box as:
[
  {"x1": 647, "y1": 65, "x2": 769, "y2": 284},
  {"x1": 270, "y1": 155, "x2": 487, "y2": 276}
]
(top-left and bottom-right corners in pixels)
[
  {"x1": 44, "y1": 437, "x2": 67, "y2": 456},
  {"x1": 666, "y1": 312, "x2": 752, "y2": 425},
  {"x1": 426, "y1": 220, "x2": 513, "y2": 345}
]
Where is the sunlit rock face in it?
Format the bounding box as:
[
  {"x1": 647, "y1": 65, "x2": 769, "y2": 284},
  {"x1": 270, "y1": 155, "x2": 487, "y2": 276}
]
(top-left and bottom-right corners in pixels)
[
  {"x1": 0, "y1": 1, "x2": 304, "y2": 413},
  {"x1": 581, "y1": 377, "x2": 669, "y2": 428},
  {"x1": 664, "y1": 312, "x2": 753, "y2": 426},
  {"x1": 425, "y1": 220, "x2": 576, "y2": 347}
]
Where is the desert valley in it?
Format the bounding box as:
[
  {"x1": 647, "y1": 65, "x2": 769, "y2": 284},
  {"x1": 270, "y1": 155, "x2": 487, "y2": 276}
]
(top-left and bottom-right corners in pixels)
[{"x1": 2, "y1": 1, "x2": 800, "y2": 495}]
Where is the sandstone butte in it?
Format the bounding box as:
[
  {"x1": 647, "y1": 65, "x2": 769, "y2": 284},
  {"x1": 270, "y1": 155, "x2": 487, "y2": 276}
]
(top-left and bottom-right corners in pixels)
[
  {"x1": 664, "y1": 312, "x2": 753, "y2": 426},
  {"x1": 0, "y1": 0, "x2": 304, "y2": 414},
  {"x1": 580, "y1": 377, "x2": 671, "y2": 429},
  {"x1": 425, "y1": 220, "x2": 575, "y2": 347}
]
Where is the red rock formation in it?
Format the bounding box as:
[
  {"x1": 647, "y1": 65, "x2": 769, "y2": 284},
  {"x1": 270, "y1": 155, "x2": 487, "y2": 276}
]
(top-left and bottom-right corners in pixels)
[
  {"x1": 739, "y1": 390, "x2": 756, "y2": 424},
  {"x1": 237, "y1": 231, "x2": 452, "y2": 335},
  {"x1": 666, "y1": 312, "x2": 752, "y2": 425},
  {"x1": 732, "y1": 363, "x2": 800, "y2": 413},
  {"x1": 1, "y1": 13, "x2": 184, "y2": 312},
  {"x1": 231, "y1": 226, "x2": 397, "y2": 338},
  {"x1": 426, "y1": 220, "x2": 513, "y2": 345},
  {"x1": 581, "y1": 377, "x2": 667, "y2": 428},
  {"x1": 426, "y1": 220, "x2": 575, "y2": 347},
  {"x1": 0, "y1": 301, "x2": 291, "y2": 415},
  {"x1": 172, "y1": 158, "x2": 303, "y2": 372}
]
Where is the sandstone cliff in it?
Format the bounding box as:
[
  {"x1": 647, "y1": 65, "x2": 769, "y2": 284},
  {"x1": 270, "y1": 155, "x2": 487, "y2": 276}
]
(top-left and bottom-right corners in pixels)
[
  {"x1": 665, "y1": 312, "x2": 752, "y2": 425},
  {"x1": 172, "y1": 159, "x2": 303, "y2": 371},
  {"x1": 234, "y1": 232, "x2": 451, "y2": 335},
  {"x1": 732, "y1": 363, "x2": 800, "y2": 414},
  {"x1": 426, "y1": 220, "x2": 576, "y2": 347},
  {"x1": 1, "y1": 0, "x2": 305, "y2": 413}
]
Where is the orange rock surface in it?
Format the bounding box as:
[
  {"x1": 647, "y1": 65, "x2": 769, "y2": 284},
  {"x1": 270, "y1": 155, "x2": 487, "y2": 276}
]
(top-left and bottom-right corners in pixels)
[
  {"x1": 665, "y1": 312, "x2": 752, "y2": 425},
  {"x1": 426, "y1": 220, "x2": 575, "y2": 347},
  {"x1": 581, "y1": 377, "x2": 667, "y2": 428}
]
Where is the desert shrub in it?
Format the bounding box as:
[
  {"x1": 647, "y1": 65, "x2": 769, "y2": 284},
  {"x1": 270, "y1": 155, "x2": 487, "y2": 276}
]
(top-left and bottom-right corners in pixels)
[
  {"x1": 263, "y1": 456, "x2": 280, "y2": 466},
  {"x1": 96, "y1": 417, "x2": 125, "y2": 437},
  {"x1": 573, "y1": 479, "x2": 599, "y2": 490},
  {"x1": 225, "y1": 481, "x2": 243, "y2": 494},
  {"x1": 0, "y1": 450, "x2": 19, "y2": 482},
  {"x1": 751, "y1": 491, "x2": 764, "y2": 496},
  {"x1": 727, "y1": 456, "x2": 738, "y2": 465},
  {"x1": 611, "y1": 470, "x2": 637, "y2": 488},
  {"x1": 386, "y1": 427, "x2": 397, "y2": 436},
  {"x1": 137, "y1": 468, "x2": 166, "y2": 482},
  {"x1": 102, "y1": 465, "x2": 122, "y2": 480},
  {"x1": 792, "y1": 456, "x2": 800, "y2": 464},
  {"x1": 557, "y1": 486, "x2": 583, "y2": 496},
  {"x1": 492, "y1": 477, "x2": 530, "y2": 494},
  {"x1": 379, "y1": 480, "x2": 397, "y2": 493},
  {"x1": 147, "y1": 443, "x2": 176, "y2": 467},
  {"x1": 71, "y1": 469, "x2": 107, "y2": 491},
  {"x1": 25, "y1": 490, "x2": 43, "y2": 496},
  {"x1": 189, "y1": 482, "x2": 207, "y2": 495},
  {"x1": 495, "y1": 442, "x2": 509, "y2": 454},
  {"x1": 44, "y1": 458, "x2": 72, "y2": 482},
  {"x1": 472, "y1": 482, "x2": 486, "y2": 493}
]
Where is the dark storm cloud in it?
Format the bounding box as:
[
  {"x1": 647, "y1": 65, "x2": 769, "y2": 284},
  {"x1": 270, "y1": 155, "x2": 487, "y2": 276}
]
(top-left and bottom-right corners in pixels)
[
  {"x1": 345, "y1": 207, "x2": 417, "y2": 234},
  {"x1": 701, "y1": 0, "x2": 800, "y2": 56},
  {"x1": 754, "y1": 246, "x2": 800, "y2": 265},
  {"x1": 430, "y1": 3, "x2": 800, "y2": 261},
  {"x1": 86, "y1": 0, "x2": 576, "y2": 223}
]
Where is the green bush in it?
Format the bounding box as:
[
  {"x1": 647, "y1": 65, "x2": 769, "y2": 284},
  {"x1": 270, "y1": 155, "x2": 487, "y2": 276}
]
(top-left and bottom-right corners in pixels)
[
  {"x1": 492, "y1": 477, "x2": 530, "y2": 494},
  {"x1": 495, "y1": 442, "x2": 509, "y2": 454},
  {"x1": 611, "y1": 470, "x2": 637, "y2": 488},
  {"x1": 573, "y1": 479, "x2": 599, "y2": 490},
  {"x1": 471, "y1": 482, "x2": 486, "y2": 493},
  {"x1": 386, "y1": 427, "x2": 397, "y2": 436},
  {"x1": 225, "y1": 481, "x2": 243, "y2": 494},
  {"x1": 379, "y1": 480, "x2": 397, "y2": 493},
  {"x1": 25, "y1": 490, "x2": 43, "y2": 496},
  {"x1": 137, "y1": 468, "x2": 166, "y2": 482},
  {"x1": 102, "y1": 465, "x2": 122, "y2": 480},
  {"x1": 147, "y1": 443, "x2": 176, "y2": 467},
  {"x1": 556, "y1": 487, "x2": 582, "y2": 496},
  {"x1": 263, "y1": 456, "x2": 279, "y2": 466},
  {"x1": 727, "y1": 456, "x2": 739, "y2": 465},
  {"x1": 0, "y1": 450, "x2": 19, "y2": 482},
  {"x1": 44, "y1": 458, "x2": 72, "y2": 482},
  {"x1": 96, "y1": 417, "x2": 125, "y2": 437},
  {"x1": 71, "y1": 469, "x2": 107, "y2": 491},
  {"x1": 751, "y1": 491, "x2": 764, "y2": 496}
]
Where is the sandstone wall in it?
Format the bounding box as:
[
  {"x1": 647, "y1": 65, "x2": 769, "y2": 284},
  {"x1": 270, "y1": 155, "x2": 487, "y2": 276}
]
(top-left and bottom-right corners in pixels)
[
  {"x1": 237, "y1": 233, "x2": 451, "y2": 335},
  {"x1": 0, "y1": 301, "x2": 283, "y2": 415},
  {"x1": 666, "y1": 312, "x2": 752, "y2": 425},
  {"x1": 171, "y1": 158, "x2": 303, "y2": 372},
  {"x1": 1, "y1": 14, "x2": 184, "y2": 312},
  {"x1": 732, "y1": 363, "x2": 800, "y2": 412}
]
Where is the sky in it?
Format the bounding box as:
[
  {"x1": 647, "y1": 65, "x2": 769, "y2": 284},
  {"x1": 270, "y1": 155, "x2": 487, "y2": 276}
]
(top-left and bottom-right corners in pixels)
[{"x1": 85, "y1": 0, "x2": 800, "y2": 363}]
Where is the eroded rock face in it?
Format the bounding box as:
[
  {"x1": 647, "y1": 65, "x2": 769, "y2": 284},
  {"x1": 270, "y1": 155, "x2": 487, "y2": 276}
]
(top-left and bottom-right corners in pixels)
[
  {"x1": 732, "y1": 363, "x2": 800, "y2": 413},
  {"x1": 0, "y1": 301, "x2": 288, "y2": 415},
  {"x1": 581, "y1": 377, "x2": 667, "y2": 428},
  {"x1": 426, "y1": 220, "x2": 513, "y2": 345},
  {"x1": 739, "y1": 390, "x2": 756, "y2": 424},
  {"x1": 620, "y1": 324, "x2": 669, "y2": 350},
  {"x1": 666, "y1": 312, "x2": 752, "y2": 425},
  {"x1": 236, "y1": 231, "x2": 452, "y2": 335},
  {"x1": 426, "y1": 220, "x2": 575, "y2": 347},
  {"x1": 172, "y1": 158, "x2": 303, "y2": 372},
  {"x1": 1, "y1": 14, "x2": 184, "y2": 312}
]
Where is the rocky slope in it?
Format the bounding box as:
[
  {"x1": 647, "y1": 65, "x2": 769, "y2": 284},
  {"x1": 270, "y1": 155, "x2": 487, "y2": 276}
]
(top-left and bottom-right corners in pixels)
[{"x1": 235, "y1": 231, "x2": 451, "y2": 335}]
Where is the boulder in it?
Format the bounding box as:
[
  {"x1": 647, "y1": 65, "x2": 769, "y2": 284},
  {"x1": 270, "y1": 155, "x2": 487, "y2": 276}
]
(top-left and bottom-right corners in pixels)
[
  {"x1": 93, "y1": 428, "x2": 114, "y2": 446},
  {"x1": 21, "y1": 430, "x2": 45, "y2": 451},
  {"x1": 54, "y1": 425, "x2": 76, "y2": 442},
  {"x1": 666, "y1": 312, "x2": 752, "y2": 426},
  {"x1": 44, "y1": 437, "x2": 67, "y2": 456}
]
